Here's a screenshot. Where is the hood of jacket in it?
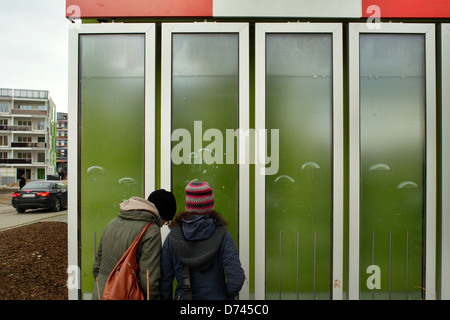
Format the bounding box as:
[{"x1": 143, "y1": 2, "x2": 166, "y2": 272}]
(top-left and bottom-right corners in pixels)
[
  {"x1": 181, "y1": 215, "x2": 216, "y2": 241},
  {"x1": 118, "y1": 196, "x2": 161, "y2": 224}
]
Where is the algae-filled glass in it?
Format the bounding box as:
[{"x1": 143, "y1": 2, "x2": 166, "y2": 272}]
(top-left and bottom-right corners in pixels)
[
  {"x1": 171, "y1": 33, "x2": 239, "y2": 242},
  {"x1": 359, "y1": 34, "x2": 425, "y2": 300},
  {"x1": 79, "y1": 34, "x2": 145, "y2": 295},
  {"x1": 265, "y1": 33, "x2": 333, "y2": 300}
]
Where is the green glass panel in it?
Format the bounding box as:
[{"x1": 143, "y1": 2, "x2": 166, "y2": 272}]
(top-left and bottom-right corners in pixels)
[
  {"x1": 265, "y1": 34, "x2": 333, "y2": 300},
  {"x1": 37, "y1": 168, "x2": 45, "y2": 180},
  {"x1": 171, "y1": 34, "x2": 239, "y2": 243},
  {"x1": 79, "y1": 34, "x2": 145, "y2": 296},
  {"x1": 359, "y1": 34, "x2": 425, "y2": 300}
]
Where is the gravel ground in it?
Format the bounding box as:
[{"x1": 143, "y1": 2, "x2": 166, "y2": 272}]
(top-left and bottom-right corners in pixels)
[{"x1": 0, "y1": 222, "x2": 68, "y2": 300}]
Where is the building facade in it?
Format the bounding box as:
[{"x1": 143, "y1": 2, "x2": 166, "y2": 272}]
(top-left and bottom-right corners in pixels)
[
  {"x1": 66, "y1": 0, "x2": 450, "y2": 300},
  {"x1": 56, "y1": 112, "x2": 68, "y2": 177},
  {"x1": 0, "y1": 88, "x2": 56, "y2": 184}
]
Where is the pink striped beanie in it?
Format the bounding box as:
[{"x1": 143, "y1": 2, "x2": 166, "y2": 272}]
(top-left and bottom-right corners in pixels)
[{"x1": 185, "y1": 181, "x2": 215, "y2": 214}]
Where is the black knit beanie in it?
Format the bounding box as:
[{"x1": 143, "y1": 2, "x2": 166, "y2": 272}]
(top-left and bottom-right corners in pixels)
[{"x1": 147, "y1": 189, "x2": 177, "y2": 222}]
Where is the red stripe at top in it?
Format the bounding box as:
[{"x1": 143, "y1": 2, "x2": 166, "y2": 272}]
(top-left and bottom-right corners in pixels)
[
  {"x1": 66, "y1": 0, "x2": 213, "y2": 18},
  {"x1": 363, "y1": 0, "x2": 450, "y2": 18}
]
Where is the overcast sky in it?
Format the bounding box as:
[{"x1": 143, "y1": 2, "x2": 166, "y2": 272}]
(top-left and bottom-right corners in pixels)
[{"x1": 0, "y1": 0, "x2": 69, "y2": 113}]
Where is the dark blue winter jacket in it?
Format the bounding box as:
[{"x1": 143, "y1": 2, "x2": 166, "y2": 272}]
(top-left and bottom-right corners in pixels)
[{"x1": 160, "y1": 215, "x2": 245, "y2": 300}]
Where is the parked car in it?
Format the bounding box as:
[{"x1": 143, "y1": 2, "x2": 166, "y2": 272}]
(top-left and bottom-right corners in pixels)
[{"x1": 12, "y1": 180, "x2": 68, "y2": 213}]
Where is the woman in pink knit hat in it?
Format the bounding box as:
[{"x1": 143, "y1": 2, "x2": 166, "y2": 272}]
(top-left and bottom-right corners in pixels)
[{"x1": 160, "y1": 181, "x2": 245, "y2": 300}]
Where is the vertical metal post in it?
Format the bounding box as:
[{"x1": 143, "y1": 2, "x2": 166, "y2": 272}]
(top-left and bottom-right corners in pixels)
[
  {"x1": 389, "y1": 230, "x2": 392, "y2": 300},
  {"x1": 296, "y1": 231, "x2": 299, "y2": 300},
  {"x1": 371, "y1": 230, "x2": 375, "y2": 300},
  {"x1": 279, "y1": 231, "x2": 282, "y2": 300},
  {"x1": 313, "y1": 231, "x2": 317, "y2": 300},
  {"x1": 94, "y1": 232, "x2": 96, "y2": 259},
  {"x1": 406, "y1": 230, "x2": 409, "y2": 300}
]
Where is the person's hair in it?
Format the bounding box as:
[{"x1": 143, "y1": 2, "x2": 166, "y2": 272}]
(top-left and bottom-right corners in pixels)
[{"x1": 169, "y1": 210, "x2": 228, "y2": 229}]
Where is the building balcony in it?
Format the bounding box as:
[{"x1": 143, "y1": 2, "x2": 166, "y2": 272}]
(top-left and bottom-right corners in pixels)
[
  {"x1": 11, "y1": 142, "x2": 46, "y2": 148},
  {"x1": 13, "y1": 89, "x2": 48, "y2": 100},
  {"x1": 0, "y1": 158, "x2": 32, "y2": 164},
  {"x1": 0, "y1": 125, "x2": 46, "y2": 132},
  {"x1": 11, "y1": 109, "x2": 47, "y2": 116},
  {"x1": 0, "y1": 125, "x2": 32, "y2": 131}
]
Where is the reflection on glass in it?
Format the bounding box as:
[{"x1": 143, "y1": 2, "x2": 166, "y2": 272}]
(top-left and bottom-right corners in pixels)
[
  {"x1": 171, "y1": 34, "x2": 239, "y2": 242},
  {"x1": 360, "y1": 34, "x2": 425, "y2": 300},
  {"x1": 265, "y1": 34, "x2": 332, "y2": 300},
  {"x1": 79, "y1": 35, "x2": 145, "y2": 295}
]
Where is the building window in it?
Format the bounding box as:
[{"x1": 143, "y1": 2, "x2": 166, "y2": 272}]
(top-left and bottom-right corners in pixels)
[
  {"x1": 37, "y1": 153, "x2": 45, "y2": 162},
  {"x1": 1, "y1": 89, "x2": 12, "y2": 97},
  {"x1": 0, "y1": 152, "x2": 7, "y2": 159},
  {"x1": 0, "y1": 103, "x2": 8, "y2": 112},
  {"x1": 59, "y1": 149, "x2": 67, "y2": 158},
  {"x1": 0, "y1": 136, "x2": 8, "y2": 146},
  {"x1": 18, "y1": 136, "x2": 32, "y2": 143},
  {"x1": 18, "y1": 120, "x2": 31, "y2": 127},
  {"x1": 0, "y1": 119, "x2": 8, "y2": 126},
  {"x1": 18, "y1": 152, "x2": 31, "y2": 159},
  {"x1": 18, "y1": 105, "x2": 33, "y2": 110},
  {"x1": 37, "y1": 168, "x2": 45, "y2": 180}
]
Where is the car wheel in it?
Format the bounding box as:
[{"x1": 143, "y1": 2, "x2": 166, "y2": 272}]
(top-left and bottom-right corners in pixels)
[
  {"x1": 52, "y1": 198, "x2": 61, "y2": 212},
  {"x1": 16, "y1": 208, "x2": 25, "y2": 214}
]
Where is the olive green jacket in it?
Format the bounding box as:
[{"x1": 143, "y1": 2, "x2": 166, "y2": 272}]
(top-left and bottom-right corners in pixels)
[{"x1": 92, "y1": 197, "x2": 162, "y2": 300}]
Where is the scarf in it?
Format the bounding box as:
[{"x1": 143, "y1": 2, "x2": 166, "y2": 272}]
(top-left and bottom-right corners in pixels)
[{"x1": 170, "y1": 223, "x2": 226, "y2": 272}]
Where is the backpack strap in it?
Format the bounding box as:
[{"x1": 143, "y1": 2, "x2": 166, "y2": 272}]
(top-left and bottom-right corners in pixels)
[{"x1": 182, "y1": 264, "x2": 192, "y2": 300}]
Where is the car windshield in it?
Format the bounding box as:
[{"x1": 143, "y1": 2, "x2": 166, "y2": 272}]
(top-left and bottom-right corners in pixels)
[{"x1": 23, "y1": 182, "x2": 52, "y2": 190}]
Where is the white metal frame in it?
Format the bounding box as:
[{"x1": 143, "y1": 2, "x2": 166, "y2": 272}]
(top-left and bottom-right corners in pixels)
[
  {"x1": 160, "y1": 23, "x2": 250, "y2": 299},
  {"x1": 254, "y1": 23, "x2": 344, "y2": 300},
  {"x1": 442, "y1": 24, "x2": 450, "y2": 300},
  {"x1": 348, "y1": 23, "x2": 436, "y2": 300},
  {"x1": 68, "y1": 23, "x2": 156, "y2": 300}
]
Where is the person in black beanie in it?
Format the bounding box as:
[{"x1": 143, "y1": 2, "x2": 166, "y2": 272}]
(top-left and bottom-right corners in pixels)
[
  {"x1": 148, "y1": 189, "x2": 177, "y2": 224},
  {"x1": 92, "y1": 189, "x2": 177, "y2": 300}
]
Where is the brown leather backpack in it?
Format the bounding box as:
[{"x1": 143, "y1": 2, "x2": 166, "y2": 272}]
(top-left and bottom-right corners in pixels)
[{"x1": 102, "y1": 222, "x2": 153, "y2": 300}]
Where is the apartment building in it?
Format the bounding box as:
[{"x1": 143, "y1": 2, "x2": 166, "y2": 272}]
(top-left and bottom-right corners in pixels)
[
  {"x1": 0, "y1": 88, "x2": 56, "y2": 184},
  {"x1": 56, "y1": 112, "x2": 68, "y2": 176}
]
